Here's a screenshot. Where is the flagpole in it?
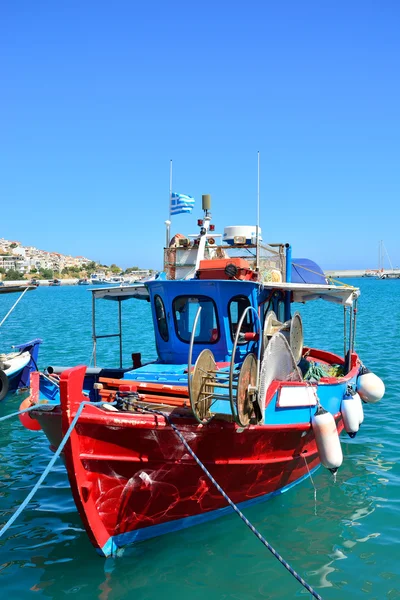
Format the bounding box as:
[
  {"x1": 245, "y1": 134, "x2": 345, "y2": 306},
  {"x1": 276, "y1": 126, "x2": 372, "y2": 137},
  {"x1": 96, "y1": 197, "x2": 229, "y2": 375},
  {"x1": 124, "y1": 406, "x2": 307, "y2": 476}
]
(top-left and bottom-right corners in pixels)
[
  {"x1": 169, "y1": 159, "x2": 172, "y2": 219},
  {"x1": 256, "y1": 151, "x2": 260, "y2": 273},
  {"x1": 166, "y1": 159, "x2": 172, "y2": 246}
]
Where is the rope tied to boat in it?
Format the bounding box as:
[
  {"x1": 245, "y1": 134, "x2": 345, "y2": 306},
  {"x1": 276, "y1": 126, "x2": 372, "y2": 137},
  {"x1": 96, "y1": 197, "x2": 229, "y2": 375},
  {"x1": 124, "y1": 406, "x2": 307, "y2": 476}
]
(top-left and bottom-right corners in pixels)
[
  {"x1": 0, "y1": 400, "x2": 105, "y2": 540},
  {"x1": 133, "y1": 403, "x2": 323, "y2": 600},
  {"x1": 0, "y1": 286, "x2": 31, "y2": 329},
  {"x1": 0, "y1": 403, "x2": 40, "y2": 423}
]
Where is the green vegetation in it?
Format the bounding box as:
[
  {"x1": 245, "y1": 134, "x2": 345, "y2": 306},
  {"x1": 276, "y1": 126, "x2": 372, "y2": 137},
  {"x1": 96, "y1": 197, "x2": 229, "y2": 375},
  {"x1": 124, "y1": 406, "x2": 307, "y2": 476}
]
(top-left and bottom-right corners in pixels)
[
  {"x1": 4, "y1": 269, "x2": 25, "y2": 281},
  {"x1": 110, "y1": 263, "x2": 122, "y2": 274},
  {"x1": 39, "y1": 268, "x2": 54, "y2": 279}
]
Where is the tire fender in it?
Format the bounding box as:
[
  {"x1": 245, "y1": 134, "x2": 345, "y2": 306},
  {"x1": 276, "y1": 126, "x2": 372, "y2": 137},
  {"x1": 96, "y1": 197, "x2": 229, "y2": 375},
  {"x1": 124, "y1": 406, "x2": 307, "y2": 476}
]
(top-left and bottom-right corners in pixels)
[{"x1": 0, "y1": 370, "x2": 9, "y2": 402}]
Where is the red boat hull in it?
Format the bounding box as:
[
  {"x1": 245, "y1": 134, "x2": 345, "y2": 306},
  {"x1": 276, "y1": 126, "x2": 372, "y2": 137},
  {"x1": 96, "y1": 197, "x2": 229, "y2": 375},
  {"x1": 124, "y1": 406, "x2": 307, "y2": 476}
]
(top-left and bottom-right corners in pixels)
[{"x1": 56, "y1": 366, "x2": 343, "y2": 556}]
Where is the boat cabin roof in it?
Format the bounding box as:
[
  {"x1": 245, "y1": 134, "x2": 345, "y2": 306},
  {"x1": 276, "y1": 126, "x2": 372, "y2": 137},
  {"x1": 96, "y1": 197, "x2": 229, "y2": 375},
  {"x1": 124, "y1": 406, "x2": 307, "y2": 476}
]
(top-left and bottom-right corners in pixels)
[{"x1": 90, "y1": 279, "x2": 359, "y2": 307}]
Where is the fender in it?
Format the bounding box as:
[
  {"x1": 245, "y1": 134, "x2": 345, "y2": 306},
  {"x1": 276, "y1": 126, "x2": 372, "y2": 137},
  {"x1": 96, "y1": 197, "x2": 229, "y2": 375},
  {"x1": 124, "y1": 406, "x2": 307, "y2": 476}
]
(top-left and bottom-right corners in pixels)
[{"x1": 0, "y1": 369, "x2": 9, "y2": 402}]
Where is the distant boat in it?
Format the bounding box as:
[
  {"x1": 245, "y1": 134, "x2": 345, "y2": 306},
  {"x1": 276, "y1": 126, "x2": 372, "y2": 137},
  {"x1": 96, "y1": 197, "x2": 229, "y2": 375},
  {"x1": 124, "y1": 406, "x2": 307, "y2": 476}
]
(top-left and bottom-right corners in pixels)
[
  {"x1": 363, "y1": 269, "x2": 378, "y2": 278},
  {"x1": 90, "y1": 278, "x2": 110, "y2": 285},
  {"x1": 376, "y1": 241, "x2": 400, "y2": 279},
  {"x1": 0, "y1": 283, "x2": 37, "y2": 294},
  {"x1": 78, "y1": 278, "x2": 90, "y2": 285},
  {"x1": 90, "y1": 273, "x2": 110, "y2": 285},
  {"x1": 48, "y1": 279, "x2": 61, "y2": 286},
  {"x1": 0, "y1": 339, "x2": 42, "y2": 401},
  {"x1": 0, "y1": 285, "x2": 42, "y2": 401}
]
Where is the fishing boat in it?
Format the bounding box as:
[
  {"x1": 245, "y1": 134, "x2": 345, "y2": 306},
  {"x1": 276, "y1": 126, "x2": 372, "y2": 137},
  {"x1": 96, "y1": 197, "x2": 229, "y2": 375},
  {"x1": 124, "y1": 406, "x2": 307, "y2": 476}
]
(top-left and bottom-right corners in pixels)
[
  {"x1": 78, "y1": 278, "x2": 90, "y2": 285},
  {"x1": 0, "y1": 284, "x2": 42, "y2": 401},
  {"x1": 90, "y1": 273, "x2": 112, "y2": 285},
  {"x1": 21, "y1": 195, "x2": 384, "y2": 558}
]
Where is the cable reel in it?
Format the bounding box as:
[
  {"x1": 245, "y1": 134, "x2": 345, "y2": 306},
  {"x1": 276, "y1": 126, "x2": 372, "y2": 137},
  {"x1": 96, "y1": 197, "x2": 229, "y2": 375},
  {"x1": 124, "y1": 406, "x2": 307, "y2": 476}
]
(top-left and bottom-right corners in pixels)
[
  {"x1": 229, "y1": 306, "x2": 262, "y2": 427},
  {"x1": 263, "y1": 310, "x2": 303, "y2": 364},
  {"x1": 188, "y1": 305, "x2": 262, "y2": 427}
]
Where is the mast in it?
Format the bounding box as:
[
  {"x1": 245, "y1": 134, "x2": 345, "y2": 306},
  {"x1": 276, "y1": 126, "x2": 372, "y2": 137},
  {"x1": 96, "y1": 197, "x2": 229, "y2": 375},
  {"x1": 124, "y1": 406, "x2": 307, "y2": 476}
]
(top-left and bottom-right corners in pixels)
[{"x1": 256, "y1": 151, "x2": 260, "y2": 272}]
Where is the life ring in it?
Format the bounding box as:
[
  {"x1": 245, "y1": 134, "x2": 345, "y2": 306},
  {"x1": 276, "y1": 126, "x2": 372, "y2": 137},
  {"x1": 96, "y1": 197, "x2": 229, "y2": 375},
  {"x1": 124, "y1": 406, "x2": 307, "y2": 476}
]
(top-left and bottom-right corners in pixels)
[{"x1": 0, "y1": 369, "x2": 9, "y2": 402}]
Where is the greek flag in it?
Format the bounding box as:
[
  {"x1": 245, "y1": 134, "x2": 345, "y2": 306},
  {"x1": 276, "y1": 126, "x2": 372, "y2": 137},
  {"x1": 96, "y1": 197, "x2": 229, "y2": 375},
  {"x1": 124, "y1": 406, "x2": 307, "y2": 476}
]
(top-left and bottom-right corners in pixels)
[{"x1": 170, "y1": 192, "x2": 195, "y2": 216}]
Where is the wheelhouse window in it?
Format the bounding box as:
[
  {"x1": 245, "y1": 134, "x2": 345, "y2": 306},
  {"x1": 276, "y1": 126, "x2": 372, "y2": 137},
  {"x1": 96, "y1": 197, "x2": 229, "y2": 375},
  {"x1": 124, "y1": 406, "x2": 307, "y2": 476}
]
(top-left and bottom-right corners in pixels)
[
  {"x1": 229, "y1": 295, "x2": 252, "y2": 343},
  {"x1": 173, "y1": 296, "x2": 219, "y2": 343},
  {"x1": 154, "y1": 295, "x2": 169, "y2": 342}
]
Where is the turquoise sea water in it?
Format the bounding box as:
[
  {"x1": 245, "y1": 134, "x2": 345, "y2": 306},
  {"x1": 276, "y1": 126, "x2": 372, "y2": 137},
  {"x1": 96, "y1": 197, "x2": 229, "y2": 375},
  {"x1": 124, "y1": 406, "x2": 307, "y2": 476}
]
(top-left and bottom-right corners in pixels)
[{"x1": 0, "y1": 279, "x2": 398, "y2": 599}]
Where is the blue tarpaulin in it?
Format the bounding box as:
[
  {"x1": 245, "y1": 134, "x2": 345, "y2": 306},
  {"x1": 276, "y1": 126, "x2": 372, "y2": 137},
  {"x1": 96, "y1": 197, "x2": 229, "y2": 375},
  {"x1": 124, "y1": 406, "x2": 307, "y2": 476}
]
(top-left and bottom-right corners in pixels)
[{"x1": 291, "y1": 258, "x2": 327, "y2": 284}]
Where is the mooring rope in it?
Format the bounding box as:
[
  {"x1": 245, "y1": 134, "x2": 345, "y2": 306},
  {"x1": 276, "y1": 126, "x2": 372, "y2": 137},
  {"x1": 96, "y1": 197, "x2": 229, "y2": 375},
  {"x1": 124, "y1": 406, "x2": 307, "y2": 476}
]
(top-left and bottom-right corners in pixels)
[
  {"x1": 0, "y1": 286, "x2": 31, "y2": 328},
  {"x1": 0, "y1": 400, "x2": 103, "y2": 540},
  {"x1": 0, "y1": 403, "x2": 42, "y2": 423},
  {"x1": 135, "y1": 404, "x2": 323, "y2": 600}
]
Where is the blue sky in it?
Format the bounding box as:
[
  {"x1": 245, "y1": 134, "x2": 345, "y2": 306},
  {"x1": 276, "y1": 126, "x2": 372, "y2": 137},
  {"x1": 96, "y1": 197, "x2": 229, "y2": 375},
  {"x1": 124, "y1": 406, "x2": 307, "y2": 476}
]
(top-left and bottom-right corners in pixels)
[{"x1": 1, "y1": 1, "x2": 399, "y2": 270}]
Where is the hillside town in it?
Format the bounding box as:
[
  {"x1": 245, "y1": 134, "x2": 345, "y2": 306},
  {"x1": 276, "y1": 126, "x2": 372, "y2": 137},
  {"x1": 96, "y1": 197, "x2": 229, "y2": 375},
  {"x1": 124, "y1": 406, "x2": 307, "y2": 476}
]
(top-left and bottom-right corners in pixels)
[
  {"x1": 0, "y1": 237, "x2": 93, "y2": 273},
  {"x1": 0, "y1": 237, "x2": 151, "y2": 281}
]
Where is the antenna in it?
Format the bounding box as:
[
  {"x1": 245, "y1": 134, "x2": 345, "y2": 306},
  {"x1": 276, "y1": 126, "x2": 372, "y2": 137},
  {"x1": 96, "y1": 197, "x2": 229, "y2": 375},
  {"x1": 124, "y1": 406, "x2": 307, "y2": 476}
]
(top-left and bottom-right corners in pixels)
[{"x1": 256, "y1": 151, "x2": 260, "y2": 272}]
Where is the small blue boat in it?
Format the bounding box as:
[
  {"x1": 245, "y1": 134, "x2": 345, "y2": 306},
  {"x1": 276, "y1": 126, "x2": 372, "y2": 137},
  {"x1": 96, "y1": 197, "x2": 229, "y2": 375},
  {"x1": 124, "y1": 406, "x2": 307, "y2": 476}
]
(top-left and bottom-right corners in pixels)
[
  {"x1": 0, "y1": 283, "x2": 42, "y2": 401},
  {"x1": 0, "y1": 339, "x2": 42, "y2": 401}
]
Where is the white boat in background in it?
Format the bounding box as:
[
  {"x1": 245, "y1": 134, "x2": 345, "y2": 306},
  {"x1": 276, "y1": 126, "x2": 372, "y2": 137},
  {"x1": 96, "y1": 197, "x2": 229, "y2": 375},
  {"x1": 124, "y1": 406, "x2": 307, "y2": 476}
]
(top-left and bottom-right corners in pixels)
[
  {"x1": 90, "y1": 273, "x2": 110, "y2": 285},
  {"x1": 376, "y1": 241, "x2": 400, "y2": 279},
  {"x1": 363, "y1": 269, "x2": 379, "y2": 278}
]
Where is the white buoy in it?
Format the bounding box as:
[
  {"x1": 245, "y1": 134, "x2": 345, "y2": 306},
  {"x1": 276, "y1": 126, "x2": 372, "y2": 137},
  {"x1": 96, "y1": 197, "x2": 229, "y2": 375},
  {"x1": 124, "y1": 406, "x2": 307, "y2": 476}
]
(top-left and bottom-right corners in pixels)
[
  {"x1": 354, "y1": 391, "x2": 364, "y2": 424},
  {"x1": 312, "y1": 404, "x2": 343, "y2": 473},
  {"x1": 357, "y1": 367, "x2": 385, "y2": 404},
  {"x1": 341, "y1": 388, "x2": 361, "y2": 438}
]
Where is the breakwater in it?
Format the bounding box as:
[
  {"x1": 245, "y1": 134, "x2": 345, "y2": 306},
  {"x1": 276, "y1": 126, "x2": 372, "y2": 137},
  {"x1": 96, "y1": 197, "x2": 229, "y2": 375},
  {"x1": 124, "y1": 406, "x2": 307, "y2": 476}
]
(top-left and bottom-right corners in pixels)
[{"x1": 325, "y1": 269, "x2": 366, "y2": 278}]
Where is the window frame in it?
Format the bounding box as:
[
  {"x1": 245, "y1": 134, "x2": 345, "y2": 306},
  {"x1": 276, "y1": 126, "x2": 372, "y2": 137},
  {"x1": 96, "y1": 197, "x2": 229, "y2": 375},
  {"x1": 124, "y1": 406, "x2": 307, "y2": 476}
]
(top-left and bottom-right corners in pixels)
[
  {"x1": 154, "y1": 294, "x2": 169, "y2": 342},
  {"x1": 228, "y1": 295, "x2": 253, "y2": 344},
  {"x1": 172, "y1": 294, "x2": 220, "y2": 344}
]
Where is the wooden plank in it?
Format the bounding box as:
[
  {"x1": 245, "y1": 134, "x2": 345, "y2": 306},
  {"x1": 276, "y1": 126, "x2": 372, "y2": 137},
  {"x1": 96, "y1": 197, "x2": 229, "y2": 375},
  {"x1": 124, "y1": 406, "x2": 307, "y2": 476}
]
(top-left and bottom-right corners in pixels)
[{"x1": 98, "y1": 377, "x2": 188, "y2": 396}]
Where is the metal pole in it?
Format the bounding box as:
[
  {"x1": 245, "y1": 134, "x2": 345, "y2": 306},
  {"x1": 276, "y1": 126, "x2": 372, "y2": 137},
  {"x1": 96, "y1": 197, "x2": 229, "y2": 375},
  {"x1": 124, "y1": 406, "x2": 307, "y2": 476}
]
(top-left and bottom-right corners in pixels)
[
  {"x1": 348, "y1": 305, "x2": 353, "y2": 358},
  {"x1": 284, "y1": 244, "x2": 292, "y2": 321},
  {"x1": 167, "y1": 158, "x2": 172, "y2": 248},
  {"x1": 92, "y1": 292, "x2": 97, "y2": 367},
  {"x1": 351, "y1": 297, "x2": 358, "y2": 352},
  {"x1": 256, "y1": 151, "x2": 260, "y2": 273},
  {"x1": 165, "y1": 220, "x2": 171, "y2": 248},
  {"x1": 343, "y1": 306, "x2": 347, "y2": 358},
  {"x1": 118, "y1": 299, "x2": 123, "y2": 368}
]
